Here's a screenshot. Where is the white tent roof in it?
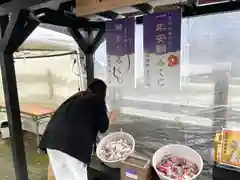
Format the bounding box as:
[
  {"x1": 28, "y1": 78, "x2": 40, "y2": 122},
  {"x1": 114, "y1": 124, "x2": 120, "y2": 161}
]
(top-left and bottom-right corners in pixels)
[{"x1": 18, "y1": 27, "x2": 78, "y2": 52}]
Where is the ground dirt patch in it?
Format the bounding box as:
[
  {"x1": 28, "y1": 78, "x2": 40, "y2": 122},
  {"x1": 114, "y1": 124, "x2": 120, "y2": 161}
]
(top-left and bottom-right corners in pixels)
[{"x1": 0, "y1": 139, "x2": 48, "y2": 180}]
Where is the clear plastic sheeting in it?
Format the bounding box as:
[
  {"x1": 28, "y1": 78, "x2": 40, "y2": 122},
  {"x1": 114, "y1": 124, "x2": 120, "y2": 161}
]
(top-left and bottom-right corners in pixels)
[
  {"x1": 0, "y1": 26, "x2": 80, "y2": 106},
  {"x1": 95, "y1": 11, "x2": 240, "y2": 180},
  {"x1": 0, "y1": 52, "x2": 81, "y2": 107},
  {"x1": 105, "y1": 69, "x2": 229, "y2": 179},
  {"x1": 108, "y1": 115, "x2": 213, "y2": 179}
]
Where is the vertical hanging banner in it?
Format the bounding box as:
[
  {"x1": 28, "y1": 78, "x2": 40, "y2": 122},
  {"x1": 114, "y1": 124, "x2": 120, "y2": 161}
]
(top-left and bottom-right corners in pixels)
[
  {"x1": 106, "y1": 18, "x2": 135, "y2": 87},
  {"x1": 143, "y1": 8, "x2": 181, "y2": 90}
]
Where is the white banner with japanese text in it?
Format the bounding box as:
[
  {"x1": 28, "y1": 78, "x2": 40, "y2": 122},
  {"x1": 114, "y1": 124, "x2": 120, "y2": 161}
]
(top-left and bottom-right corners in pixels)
[
  {"x1": 105, "y1": 18, "x2": 135, "y2": 87},
  {"x1": 143, "y1": 9, "x2": 181, "y2": 90}
]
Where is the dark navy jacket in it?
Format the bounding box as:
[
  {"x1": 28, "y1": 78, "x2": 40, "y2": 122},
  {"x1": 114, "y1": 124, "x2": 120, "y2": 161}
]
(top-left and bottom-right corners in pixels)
[{"x1": 39, "y1": 90, "x2": 109, "y2": 164}]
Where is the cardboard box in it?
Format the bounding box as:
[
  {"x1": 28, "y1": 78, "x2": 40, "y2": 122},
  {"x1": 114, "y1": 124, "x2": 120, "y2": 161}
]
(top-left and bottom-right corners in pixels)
[{"x1": 121, "y1": 155, "x2": 151, "y2": 180}]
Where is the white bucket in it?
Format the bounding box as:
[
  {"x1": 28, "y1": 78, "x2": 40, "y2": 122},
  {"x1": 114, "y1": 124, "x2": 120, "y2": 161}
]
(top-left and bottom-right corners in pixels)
[
  {"x1": 96, "y1": 132, "x2": 135, "y2": 168},
  {"x1": 0, "y1": 120, "x2": 10, "y2": 139},
  {"x1": 152, "y1": 144, "x2": 203, "y2": 180}
]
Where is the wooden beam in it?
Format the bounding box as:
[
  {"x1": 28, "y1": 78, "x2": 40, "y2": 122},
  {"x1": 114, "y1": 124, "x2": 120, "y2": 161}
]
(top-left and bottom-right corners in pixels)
[
  {"x1": 76, "y1": 0, "x2": 153, "y2": 16},
  {"x1": 133, "y1": 3, "x2": 153, "y2": 14},
  {"x1": 97, "y1": 11, "x2": 120, "y2": 19},
  {"x1": 154, "y1": 5, "x2": 180, "y2": 12},
  {"x1": 37, "y1": 9, "x2": 91, "y2": 29},
  {"x1": 0, "y1": 0, "x2": 52, "y2": 16},
  {"x1": 0, "y1": 10, "x2": 30, "y2": 53}
]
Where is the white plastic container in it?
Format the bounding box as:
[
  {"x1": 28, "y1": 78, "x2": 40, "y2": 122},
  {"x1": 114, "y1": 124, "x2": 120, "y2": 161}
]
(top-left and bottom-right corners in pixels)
[
  {"x1": 0, "y1": 120, "x2": 10, "y2": 139},
  {"x1": 96, "y1": 132, "x2": 135, "y2": 168},
  {"x1": 152, "y1": 144, "x2": 203, "y2": 180}
]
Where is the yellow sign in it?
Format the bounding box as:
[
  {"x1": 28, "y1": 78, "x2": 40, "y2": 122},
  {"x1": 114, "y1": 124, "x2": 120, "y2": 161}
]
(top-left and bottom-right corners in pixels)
[
  {"x1": 212, "y1": 132, "x2": 222, "y2": 164},
  {"x1": 220, "y1": 129, "x2": 240, "y2": 168}
]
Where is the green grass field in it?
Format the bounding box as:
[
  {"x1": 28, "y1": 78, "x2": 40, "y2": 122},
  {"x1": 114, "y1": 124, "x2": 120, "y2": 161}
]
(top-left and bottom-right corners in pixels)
[{"x1": 0, "y1": 140, "x2": 48, "y2": 180}]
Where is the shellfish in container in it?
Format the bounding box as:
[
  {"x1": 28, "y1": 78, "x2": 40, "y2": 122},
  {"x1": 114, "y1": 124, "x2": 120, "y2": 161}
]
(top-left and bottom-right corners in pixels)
[
  {"x1": 152, "y1": 144, "x2": 203, "y2": 180},
  {"x1": 96, "y1": 131, "x2": 135, "y2": 168},
  {"x1": 156, "y1": 154, "x2": 199, "y2": 180}
]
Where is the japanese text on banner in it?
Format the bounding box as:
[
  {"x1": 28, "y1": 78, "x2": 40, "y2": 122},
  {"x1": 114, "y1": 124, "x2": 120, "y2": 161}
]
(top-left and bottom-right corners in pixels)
[
  {"x1": 143, "y1": 9, "x2": 181, "y2": 90},
  {"x1": 105, "y1": 18, "x2": 135, "y2": 87}
]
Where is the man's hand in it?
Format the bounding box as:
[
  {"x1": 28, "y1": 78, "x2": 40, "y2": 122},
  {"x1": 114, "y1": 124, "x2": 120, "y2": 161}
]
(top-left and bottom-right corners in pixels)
[{"x1": 108, "y1": 109, "x2": 120, "y2": 124}]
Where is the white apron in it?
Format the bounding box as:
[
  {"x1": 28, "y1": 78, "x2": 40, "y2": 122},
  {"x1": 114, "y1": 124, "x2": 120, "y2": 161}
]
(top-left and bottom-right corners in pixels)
[{"x1": 47, "y1": 149, "x2": 88, "y2": 180}]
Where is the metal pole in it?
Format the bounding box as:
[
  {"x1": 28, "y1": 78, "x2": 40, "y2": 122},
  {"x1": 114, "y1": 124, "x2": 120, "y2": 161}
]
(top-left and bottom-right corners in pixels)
[
  {"x1": 0, "y1": 53, "x2": 29, "y2": 180},
  {"x1": 76, "y1": 50, "x2": 85, "y2": 90},
  {"x1": 68, "y1": 26, "x2": 105, "y2": 87},
  {"x1": 212, "y1": 65, "x2": 229, "y2": 133},
  {"x1": 212, "y1": 64, "x2": 229, "y2": 165},
  {"x1": 86, "y1": 28, "x2": 94, "y2": 86}
]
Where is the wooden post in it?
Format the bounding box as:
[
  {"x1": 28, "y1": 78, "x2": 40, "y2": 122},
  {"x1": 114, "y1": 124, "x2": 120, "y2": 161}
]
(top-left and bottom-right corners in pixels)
[
  {"x1": 68, "y1": 26, "x2": 105, "y2": 86},
  {"x1": 0, "y1": 10, "x2": 39, "y2": 180}
]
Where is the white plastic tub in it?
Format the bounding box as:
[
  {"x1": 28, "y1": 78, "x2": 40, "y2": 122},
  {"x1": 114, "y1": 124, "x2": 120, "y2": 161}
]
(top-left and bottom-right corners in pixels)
[
  {"x1": 96, "y1": 132, "x2": 135, "y2": 168},
  {"x1": 152, "y1": 144, "x2": 203, "y2": 180},
  {"x1": 0, "y1": 120, "x2": 10, "y2": 139}
]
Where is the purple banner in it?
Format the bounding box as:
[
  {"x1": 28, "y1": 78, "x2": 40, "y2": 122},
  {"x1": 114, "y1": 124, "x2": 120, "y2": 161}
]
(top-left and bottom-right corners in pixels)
[
  {"x1": 105, "y1": 18, "x2": 135, "y2": 56},
  {"x1": 143, "y1": 9, "x2": 181, "y2": 55}
]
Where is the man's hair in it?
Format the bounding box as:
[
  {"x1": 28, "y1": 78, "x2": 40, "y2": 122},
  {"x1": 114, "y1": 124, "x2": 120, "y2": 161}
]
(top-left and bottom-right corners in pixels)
[{"x1": 88, "y1": 78, "x2": 107, "y2": 96}]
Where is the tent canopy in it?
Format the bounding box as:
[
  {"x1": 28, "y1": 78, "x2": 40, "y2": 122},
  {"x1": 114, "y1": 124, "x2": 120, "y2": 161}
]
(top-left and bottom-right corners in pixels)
[{"x1": 18, "y1": 27, "x2": 78, "y2": 52}]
